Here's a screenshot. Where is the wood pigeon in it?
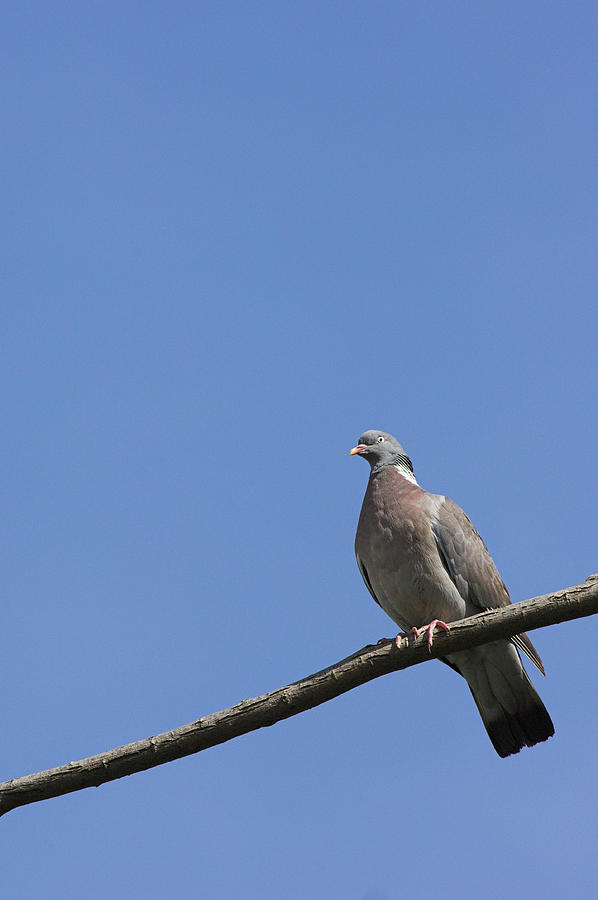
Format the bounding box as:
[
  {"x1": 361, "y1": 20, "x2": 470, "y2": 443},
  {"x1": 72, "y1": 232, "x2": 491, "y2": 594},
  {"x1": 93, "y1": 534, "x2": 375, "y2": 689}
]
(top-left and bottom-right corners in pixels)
[{"x1": 351, "y1": 429, "x2": 554, "y2": 757}]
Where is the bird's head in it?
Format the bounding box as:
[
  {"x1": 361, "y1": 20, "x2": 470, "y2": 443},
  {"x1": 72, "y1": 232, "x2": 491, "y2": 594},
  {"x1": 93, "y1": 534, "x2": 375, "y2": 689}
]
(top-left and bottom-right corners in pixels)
[{"x1": 350, "y1": 430, "x2": 416, "y2": 480}]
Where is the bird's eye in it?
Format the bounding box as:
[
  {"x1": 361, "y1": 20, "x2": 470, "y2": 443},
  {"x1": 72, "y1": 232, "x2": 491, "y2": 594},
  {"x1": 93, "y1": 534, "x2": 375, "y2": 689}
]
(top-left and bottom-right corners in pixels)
[{"x1": 377, "y1": 436, "x2": 385, "y2": 443}]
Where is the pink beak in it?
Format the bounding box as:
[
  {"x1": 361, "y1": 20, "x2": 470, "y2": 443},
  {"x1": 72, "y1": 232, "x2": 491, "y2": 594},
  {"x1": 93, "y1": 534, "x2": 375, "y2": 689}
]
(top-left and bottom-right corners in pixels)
[{"x1": 350, "y1": 444, "x2": 367, "y2": 456}]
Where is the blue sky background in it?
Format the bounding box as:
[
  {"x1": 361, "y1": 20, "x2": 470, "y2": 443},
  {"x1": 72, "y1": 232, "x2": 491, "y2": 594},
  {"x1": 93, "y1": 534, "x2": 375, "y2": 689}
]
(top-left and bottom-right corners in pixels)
[{"x1": 2, "y1": 2, "x2": 596, "y2": 898}]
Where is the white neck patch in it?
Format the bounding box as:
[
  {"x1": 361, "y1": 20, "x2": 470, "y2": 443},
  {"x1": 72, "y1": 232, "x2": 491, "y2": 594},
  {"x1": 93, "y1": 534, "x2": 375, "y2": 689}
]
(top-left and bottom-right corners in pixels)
[{"x1": 393, "y1": 462, "x2": 418, "y2": 485}]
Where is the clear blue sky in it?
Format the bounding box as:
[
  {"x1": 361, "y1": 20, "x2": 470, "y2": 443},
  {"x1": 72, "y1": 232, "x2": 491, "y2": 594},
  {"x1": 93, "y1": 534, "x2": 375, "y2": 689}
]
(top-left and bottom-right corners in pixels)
[{"x1": 3, "y1": 2, "x2": 596, "y2": 898}]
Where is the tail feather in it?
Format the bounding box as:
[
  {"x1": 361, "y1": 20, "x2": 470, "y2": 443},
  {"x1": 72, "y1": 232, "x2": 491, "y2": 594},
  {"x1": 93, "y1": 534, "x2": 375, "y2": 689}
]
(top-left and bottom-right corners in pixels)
[
  {"x1": 467, "y1": 672, "x2": 554, "y2": 758},
  {"x1": 448, "y1": 641, "x2": 555, "y2": 758}
]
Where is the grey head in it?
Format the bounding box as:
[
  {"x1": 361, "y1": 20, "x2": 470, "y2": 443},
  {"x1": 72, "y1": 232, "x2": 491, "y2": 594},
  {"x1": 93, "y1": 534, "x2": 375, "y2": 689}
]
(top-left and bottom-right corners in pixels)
[{"x1": 350, "y1": 429, "x2": 416, "y2": 480}]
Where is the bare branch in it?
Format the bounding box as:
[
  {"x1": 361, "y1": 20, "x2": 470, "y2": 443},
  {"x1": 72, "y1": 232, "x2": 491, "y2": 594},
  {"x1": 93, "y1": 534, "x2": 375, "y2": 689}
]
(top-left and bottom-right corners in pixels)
[{"x1": 1, "y1": 575, "x2": 596, "y2": 817}]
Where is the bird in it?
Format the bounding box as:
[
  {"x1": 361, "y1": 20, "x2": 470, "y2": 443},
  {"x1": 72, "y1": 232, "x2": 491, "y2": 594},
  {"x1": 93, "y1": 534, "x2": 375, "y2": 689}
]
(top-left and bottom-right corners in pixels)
[{"x1": 351, "y1": 429, "x2": 554, "y2": 757}]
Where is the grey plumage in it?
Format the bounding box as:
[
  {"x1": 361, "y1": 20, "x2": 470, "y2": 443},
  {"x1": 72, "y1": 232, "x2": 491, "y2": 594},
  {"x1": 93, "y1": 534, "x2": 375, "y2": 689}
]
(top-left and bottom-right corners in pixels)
[{"x1": 352, "y1": 429, "x2": 554, "y2": 757}]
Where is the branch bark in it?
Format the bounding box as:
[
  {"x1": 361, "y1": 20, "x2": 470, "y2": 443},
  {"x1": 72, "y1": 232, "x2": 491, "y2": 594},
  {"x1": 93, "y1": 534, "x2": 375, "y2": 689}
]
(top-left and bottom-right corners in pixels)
[{"x1": 1, "y1": 575, "x2": 597, "y2": 817}]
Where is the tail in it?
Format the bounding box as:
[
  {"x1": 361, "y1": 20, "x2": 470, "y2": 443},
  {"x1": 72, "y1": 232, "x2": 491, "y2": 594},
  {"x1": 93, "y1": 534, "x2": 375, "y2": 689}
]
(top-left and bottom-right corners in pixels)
[{"x1": 447, "y1": 641, "x2": 555, "y2": 758}]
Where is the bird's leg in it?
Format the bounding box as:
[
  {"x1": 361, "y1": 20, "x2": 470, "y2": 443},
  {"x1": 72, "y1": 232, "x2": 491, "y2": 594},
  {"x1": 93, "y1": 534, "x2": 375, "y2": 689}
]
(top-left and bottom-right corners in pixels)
[{"x1": 411, "y1": 620, "x2": 451, "y2": 651}]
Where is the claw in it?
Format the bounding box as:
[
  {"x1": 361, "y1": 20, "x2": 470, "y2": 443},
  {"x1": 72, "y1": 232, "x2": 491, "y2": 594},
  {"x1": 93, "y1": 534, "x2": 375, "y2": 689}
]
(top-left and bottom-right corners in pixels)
[
  {"x1": 394, "y1": 632, "x2": 410, "y2": 648},
  {"x1": 411, "y1": 619, "x2": 450, "y2": 651}
]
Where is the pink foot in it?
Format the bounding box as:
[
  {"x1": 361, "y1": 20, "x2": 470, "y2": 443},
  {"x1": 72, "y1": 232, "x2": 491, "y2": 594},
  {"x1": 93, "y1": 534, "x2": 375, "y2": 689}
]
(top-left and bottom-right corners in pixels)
[
  {"x1": 411, "y1": 619, "x2": 451, "y2": 650},
  {"x1": 394, "y1": 631, "x2": 410, "y2": 648}
]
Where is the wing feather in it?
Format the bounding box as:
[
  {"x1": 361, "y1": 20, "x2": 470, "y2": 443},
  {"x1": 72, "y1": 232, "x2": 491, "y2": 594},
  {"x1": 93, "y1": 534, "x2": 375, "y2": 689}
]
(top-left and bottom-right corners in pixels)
[
  {"x1": 355, "y1": 553, "x2": 382, "y2": 609},
  {"x1": 431, "y1": 497, "x2": 545, "y2": 675}
]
